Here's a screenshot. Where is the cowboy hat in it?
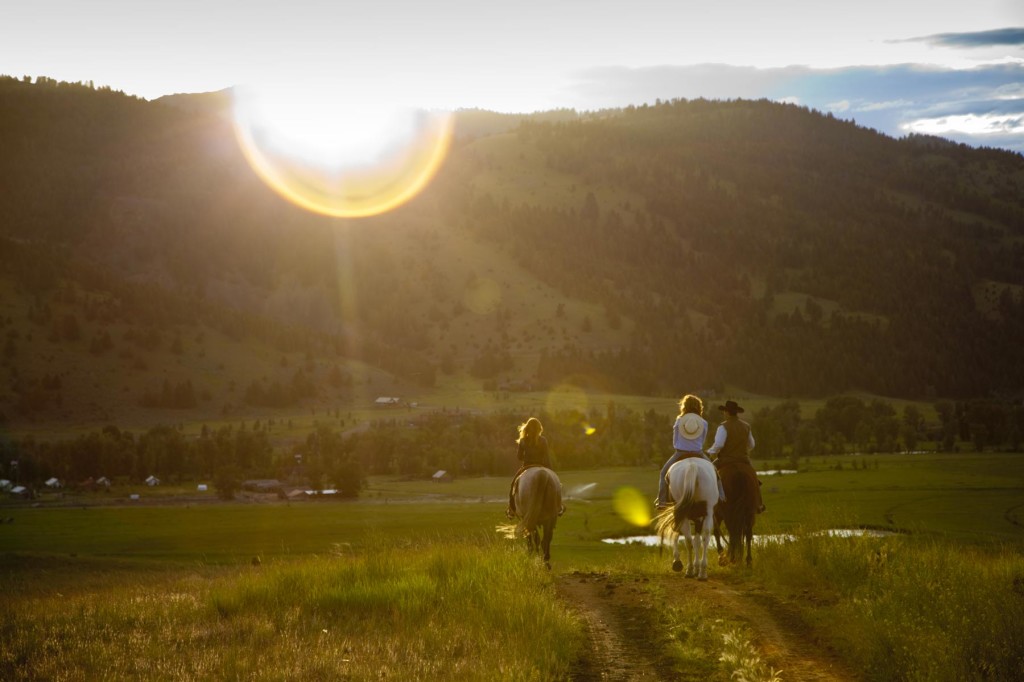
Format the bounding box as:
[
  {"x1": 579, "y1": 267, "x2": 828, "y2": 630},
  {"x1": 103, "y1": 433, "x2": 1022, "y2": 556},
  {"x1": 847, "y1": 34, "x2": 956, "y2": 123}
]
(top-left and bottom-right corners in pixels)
[
  {"x1": 679, "y1": 412, "x2": 703, "y2": 438},
  {"x1": 718, "y1": 400, "x2": 745, "y2": 414}
]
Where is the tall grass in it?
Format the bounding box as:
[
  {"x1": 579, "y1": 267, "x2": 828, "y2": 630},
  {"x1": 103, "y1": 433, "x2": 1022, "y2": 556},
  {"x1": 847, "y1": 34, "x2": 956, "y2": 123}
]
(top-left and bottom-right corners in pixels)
[
  {"x1": 2, "y1": 536, "x2": 582, "y2": 681},
  {"x1": 754, "y1": 524, "x2": 1024, "y2": 681}
]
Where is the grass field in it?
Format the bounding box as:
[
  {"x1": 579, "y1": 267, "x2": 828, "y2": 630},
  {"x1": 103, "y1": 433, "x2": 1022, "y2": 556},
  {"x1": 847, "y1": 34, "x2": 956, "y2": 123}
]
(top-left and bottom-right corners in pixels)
[
  {"x1": 4, "y1": 452, "x2": 1023, "y2": 560},
  {"x1": 3, "y1": 453, "x2": 1024, "y2": 680}
]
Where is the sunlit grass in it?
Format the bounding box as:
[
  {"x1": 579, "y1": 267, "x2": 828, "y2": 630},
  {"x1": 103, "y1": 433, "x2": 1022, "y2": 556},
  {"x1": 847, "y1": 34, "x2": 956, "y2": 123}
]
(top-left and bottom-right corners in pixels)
[
  {"x1": 753, "y1": 516, "x2": 1024, "y2": 681},
  {"x1": 2, "y1": 537, "x2": 581, "y2": 681},
  {"x1": 718, "y1": 628, "x2": 783, "y2": 682},
  {"x1": 5, "y1": 459, "x2": 1024, "y2": 680}
]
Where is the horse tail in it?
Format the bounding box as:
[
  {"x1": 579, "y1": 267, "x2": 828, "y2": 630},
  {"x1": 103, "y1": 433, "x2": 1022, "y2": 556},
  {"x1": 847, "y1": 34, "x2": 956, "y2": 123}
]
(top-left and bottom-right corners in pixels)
[
  {"x1": 672, "y1": 463, "x2": 699, "y2": 528},
  {"x1": 520, "y1": 468, "x2": 560, "y2": 533},
  {"x1": 654, "y1": 506, "x2": 676, "y2": 541}
]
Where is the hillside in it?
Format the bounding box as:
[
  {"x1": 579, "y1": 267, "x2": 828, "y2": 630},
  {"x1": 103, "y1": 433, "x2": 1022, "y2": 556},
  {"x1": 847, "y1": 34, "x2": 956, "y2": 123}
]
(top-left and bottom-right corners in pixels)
[{"x1": 1, "y1": 76, "x2": 1023, "y2": 429}]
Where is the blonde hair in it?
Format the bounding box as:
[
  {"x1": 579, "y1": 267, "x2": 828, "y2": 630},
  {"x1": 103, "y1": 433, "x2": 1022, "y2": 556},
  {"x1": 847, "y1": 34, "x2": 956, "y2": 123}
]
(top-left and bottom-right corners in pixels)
[
  {"x1": 678, "y1": 394, "x2": 703, "y2": 416},
  {"x1": 517, "y1": 417, "x2": 543, "y2": 443}
]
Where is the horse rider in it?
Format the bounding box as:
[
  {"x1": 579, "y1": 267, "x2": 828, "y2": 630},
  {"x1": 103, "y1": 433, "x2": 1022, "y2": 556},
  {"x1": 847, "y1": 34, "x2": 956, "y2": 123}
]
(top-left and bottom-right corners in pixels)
[
  {"x1": 506, "y1": 417, "x2": 563, "y2": 518},
  {"x1": 656, "y1": 394, "x2": 727, "y2": 509},
  {"x1": 707, "y1": 400, "x2": 766, "y2": 513}
]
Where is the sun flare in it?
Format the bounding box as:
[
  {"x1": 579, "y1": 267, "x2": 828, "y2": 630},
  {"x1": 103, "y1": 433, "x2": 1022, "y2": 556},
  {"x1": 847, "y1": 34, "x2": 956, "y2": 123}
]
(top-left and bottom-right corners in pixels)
[
  {"x1": 613, "y1": 486, "x2": 652, "y2": 527},
  {"x1": 231, "y1": 84, "x2": 453, "y2": 218}
]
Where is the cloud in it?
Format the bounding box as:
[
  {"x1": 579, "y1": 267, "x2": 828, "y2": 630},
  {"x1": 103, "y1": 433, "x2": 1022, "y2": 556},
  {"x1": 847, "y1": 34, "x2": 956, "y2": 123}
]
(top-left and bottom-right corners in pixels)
[
  {"x1": 563, "y1": 62, "x2": 1024, "y2": 153},
  {"x1": 855, "y1": 99, "x2": 913, "y2": 112},
  {"x1": 902, "y1": 113, "x2": 1024, "y2": 136},
  {"x1": 901, "y1": 27, "x2": 1024, "y2": 49}
]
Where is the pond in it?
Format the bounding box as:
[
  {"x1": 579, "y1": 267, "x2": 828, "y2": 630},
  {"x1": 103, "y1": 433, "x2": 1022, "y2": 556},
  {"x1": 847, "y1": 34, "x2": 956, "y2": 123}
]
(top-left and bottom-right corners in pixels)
[{"x1": 603, "y1": 528, "x2": 897, "y2": 547}]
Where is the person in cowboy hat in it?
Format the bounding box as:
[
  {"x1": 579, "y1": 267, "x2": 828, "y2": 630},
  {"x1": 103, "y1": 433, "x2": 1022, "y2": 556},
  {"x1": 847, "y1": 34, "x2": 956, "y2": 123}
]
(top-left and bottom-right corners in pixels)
[
  {"x1": 655, "y1": 394, "x2": 726, "y2": 509},
  {"x1": 707, "y1": 400, "x2": 766, "y2": 513}
]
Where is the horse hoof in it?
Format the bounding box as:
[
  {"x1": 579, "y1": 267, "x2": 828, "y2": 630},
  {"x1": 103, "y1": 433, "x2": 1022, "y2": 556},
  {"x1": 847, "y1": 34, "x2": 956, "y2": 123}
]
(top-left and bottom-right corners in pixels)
[
  {"x1": 684, "y1": 568, "x2": 696, "y2": 579},
  {"x1": 698, "y1": 574, "x2": 708, "y2": 581},
  {"x1": 672, "y1": 560, "x2": 683, "y2": 572},
  {"x1": 545, "y1": 562, "x2": 552, "y2": 571}
]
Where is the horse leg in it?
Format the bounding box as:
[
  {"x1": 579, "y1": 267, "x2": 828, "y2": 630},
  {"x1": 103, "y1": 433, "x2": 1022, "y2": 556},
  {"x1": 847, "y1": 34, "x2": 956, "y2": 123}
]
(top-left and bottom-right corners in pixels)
[
  {"x1": 670, "y1": 528, "x2": 683, "y2": 572},
  {"x1": 683, "y1": 521, "x2": 697, "y2": 578},
  {"x1": 745, "y1": 524, "x2": 753, "y2": 568},
  {"x1": 542, "y1": 521, "x2": 553, "y2": 568},
  {"x1": 697, "y1": 511, "x2": 713, "y2": 580},
  {"x1": 713, "y1": 513, "x2": 729, "y2": 565},
  {"x1": 526, "y1": 528, "x2": 538, "y2": 554}
]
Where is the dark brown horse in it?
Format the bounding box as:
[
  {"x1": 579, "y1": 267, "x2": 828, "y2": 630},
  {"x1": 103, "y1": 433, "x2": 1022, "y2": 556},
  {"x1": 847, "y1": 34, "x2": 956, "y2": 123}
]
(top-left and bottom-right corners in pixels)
[{"x1": 714, "y1": 461, "x2": 759, "y2": 567}]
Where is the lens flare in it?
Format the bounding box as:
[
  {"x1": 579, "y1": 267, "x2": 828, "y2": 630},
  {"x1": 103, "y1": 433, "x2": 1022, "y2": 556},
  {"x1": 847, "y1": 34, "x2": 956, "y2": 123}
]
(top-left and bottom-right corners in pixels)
[
  {"x1": 545, "y1": 383, "x2": 590, "y2": 416},
  {"x1": 232, "y1": 84, "x2": 453, "y2": 218},
  {"x1": 613, "y1": 486, "x2": 652, "y2": 527}
]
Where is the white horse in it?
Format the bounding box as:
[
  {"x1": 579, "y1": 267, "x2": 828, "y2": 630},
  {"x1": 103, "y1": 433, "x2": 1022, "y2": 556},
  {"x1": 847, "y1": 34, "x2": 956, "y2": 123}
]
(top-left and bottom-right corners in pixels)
[
  {"x1": 512, "y1": 466, "x2": 563, "y2": 568},
  {"x1": 654, "y1": 457, "x2": 721, "y2": 580}
]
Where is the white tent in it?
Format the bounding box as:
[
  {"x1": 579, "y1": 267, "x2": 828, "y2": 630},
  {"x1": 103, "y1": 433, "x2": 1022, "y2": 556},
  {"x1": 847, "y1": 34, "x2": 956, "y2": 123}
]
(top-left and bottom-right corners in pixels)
[
  {"x1": 45, "y1": 477, "x2": 61, "y2": 488},
  {"x1": 145, "y1": 475, "x2": 160, "y2": 486},
  {"x1": 0, "y1": 479, "x2": 11, "y2": 491}
]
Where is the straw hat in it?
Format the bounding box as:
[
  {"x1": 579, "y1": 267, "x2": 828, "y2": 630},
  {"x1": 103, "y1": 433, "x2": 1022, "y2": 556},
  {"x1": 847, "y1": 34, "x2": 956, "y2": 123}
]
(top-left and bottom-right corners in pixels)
[{"x1": 679, "y1": 412, "x2": 704, "y2": 438}]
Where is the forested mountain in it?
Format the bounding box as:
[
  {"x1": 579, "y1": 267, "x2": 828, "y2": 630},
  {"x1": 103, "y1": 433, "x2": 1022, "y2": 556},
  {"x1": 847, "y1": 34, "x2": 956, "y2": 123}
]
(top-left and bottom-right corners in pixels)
[{"x1": 1, "y1": 76, "x2": 1022, "y2": 427}]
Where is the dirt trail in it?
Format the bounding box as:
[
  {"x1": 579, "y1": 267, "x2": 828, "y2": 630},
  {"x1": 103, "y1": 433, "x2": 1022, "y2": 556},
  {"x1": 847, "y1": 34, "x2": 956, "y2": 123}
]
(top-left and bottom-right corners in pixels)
[
  {"x1": 557, "y1": 571, "x2": 676, "y2": 681},
  {"x1": 557, "y1": 570, "x2": 857, "y2": 682}
]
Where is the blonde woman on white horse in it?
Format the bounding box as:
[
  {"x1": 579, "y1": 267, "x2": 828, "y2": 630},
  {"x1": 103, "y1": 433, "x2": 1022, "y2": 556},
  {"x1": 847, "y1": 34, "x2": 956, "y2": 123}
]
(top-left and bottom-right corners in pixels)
[{"x1": 656, "y1": 394, "x2": 725, "y2": 509}]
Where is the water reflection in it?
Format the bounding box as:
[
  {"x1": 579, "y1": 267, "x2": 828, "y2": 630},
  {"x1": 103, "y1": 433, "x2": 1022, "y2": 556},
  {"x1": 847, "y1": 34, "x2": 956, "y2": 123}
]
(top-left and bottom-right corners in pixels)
[{"x1": 603, "y1": 528, "x2": 897, "y2": 547}]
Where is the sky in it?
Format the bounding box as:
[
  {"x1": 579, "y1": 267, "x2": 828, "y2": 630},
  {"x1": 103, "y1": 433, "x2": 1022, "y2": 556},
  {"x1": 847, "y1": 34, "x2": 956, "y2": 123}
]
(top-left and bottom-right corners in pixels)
[{"x1": 4, "y1": 0, "x2": 1024, "y2": 151}]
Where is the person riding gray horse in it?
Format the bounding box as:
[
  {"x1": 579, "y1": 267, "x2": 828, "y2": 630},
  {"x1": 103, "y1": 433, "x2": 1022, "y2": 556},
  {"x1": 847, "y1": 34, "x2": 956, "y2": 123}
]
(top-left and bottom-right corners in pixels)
[{"x1": 506, "y1": 417, "x2": 564, "y2": 519}]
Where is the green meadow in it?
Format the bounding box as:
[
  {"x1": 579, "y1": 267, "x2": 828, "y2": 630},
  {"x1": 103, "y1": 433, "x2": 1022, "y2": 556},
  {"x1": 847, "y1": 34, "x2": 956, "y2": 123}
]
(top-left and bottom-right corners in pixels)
[{"x1": 3, "y1": 453, "x2": 1024, "y2": 680}]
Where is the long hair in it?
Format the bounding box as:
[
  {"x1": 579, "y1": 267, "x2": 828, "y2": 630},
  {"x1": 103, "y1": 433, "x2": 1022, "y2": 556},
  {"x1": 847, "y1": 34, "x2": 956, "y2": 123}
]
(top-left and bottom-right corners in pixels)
[
  {"x1": 517, "y1": 417, "x2": 543, "y2": 444},
  {"x1": 679, "y1": 394, "x2": 703, "y2": 416}
]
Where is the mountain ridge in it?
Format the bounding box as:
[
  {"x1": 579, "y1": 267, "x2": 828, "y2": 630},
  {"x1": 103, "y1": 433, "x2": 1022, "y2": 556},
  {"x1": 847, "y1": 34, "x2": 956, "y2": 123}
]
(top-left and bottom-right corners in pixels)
[{"x1": 1, "y1": 76, "x2": 1022, "y2": 429}]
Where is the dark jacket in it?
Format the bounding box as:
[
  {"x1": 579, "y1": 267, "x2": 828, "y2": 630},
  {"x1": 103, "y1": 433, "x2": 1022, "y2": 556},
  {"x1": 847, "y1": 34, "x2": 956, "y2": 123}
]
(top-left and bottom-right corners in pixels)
[{"x1": 517, "y1": 436, "x2": 551, "y2": 468}]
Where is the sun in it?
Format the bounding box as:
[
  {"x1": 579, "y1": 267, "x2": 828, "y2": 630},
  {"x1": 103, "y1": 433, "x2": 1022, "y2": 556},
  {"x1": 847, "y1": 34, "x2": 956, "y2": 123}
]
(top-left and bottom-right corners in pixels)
[{"x1": 231, "y1": 83, "x2": 453, "y2": 218}]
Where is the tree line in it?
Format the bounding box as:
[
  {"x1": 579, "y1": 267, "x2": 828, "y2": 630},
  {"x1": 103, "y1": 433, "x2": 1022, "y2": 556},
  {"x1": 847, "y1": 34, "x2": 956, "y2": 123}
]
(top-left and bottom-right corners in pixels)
[{"x1": 4, "y1": 398, "x2": 1021, "y2": 499}]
